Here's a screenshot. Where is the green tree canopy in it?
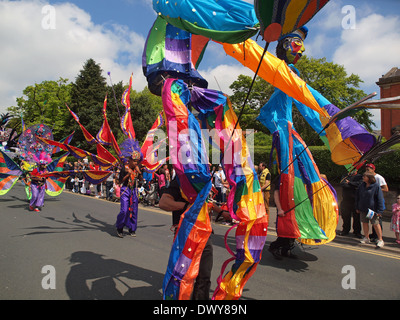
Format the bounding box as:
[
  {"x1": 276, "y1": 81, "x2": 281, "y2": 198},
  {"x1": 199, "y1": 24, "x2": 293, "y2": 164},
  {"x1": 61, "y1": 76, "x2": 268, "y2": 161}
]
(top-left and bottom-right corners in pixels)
[
  {"x1": 8, "y1": 58, "x2": 164, "y2": 154},
  {"x1": 7, "y1": 77, "x2": 71, "y2": 140},
  {"x1": 229, "y1": 74, "x2": 274, "y2": 134},
  {"x1": 130, "y1": 87, "x2": 163, "y2": 144},
  {"x1": 67, "y1": 59, "x2": 109, "y2": 151}
]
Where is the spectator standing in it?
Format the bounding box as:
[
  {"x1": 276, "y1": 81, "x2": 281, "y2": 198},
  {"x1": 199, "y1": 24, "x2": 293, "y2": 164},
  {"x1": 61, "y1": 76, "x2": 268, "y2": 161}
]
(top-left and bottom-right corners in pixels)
[
  {"x1": 365, "y1": 163, "x2": 388, "y2": 242},
  {"x1": 155, "y1": 168, "x2": 166, "y2": 198},
  {"x1": 213, "y1": 165, "x2": 226, "y2": 205},
  {"x1": 163, "y1": 164, "x2": 171, "y2": 188},
  {"x1": 64, "y1": 161, "x2": 73, "y2": 191},
  {"x1": 355, "y1": 173, "x2": 385, "y2": 248},
  {"x1": 339, "y1": 170, "x2": 363, "y2": 237},
  {"x1": 365, "y1": 163, "x2": 388, "y2": 192},
  {"x1": 259, "y1": 162, "x2": 271, "y2": 216},
  {"x1": 105, "y1": 169, "x2": 115, "y2": 201}
]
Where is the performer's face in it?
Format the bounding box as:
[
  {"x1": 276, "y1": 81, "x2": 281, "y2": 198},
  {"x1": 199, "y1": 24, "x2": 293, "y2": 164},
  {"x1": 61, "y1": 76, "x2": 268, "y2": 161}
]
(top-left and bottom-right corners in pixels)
[
  {"x1": 283, "y1": 37, "x2": 305, "y2": 64},
  {"x1": 128, "y1": 158, "x2": 137, "y2": 168}
]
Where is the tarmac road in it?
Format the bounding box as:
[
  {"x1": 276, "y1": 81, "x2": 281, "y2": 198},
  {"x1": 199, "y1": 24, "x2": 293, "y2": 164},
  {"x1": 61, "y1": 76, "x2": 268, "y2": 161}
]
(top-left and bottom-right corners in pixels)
[{"x1": 0, "y1": 183, "x2": 399, "y2": 300}]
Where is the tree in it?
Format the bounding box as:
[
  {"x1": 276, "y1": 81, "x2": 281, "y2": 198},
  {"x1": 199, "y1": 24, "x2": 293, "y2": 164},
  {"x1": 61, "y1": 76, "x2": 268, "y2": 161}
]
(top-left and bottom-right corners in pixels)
[
  {"x1": 67, "y1": 59, "x2": 163, "y2": 151},
  {"x1": 103, "y1": 80, "x2": 126, "y2": 144},
  {"x1": 7, "y1": 58, "x2": 164, "y2": 155},
  {"x1": 8, "y1": 78, "x2": 72, "y2": 140},
  {"x1": 130, "y1": 87, "x2": 163, "y2": 143},
  {"x1": 229, "y1": 75, "x2": 274, "y2": 134},
  {"x1": 67, "y1": 59, "x2": 108, "y2": 151}
]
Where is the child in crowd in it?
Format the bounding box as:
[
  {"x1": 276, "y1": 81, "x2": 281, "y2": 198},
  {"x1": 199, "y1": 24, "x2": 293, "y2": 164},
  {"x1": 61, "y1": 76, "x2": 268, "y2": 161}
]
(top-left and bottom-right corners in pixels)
[{"x1": 391, "y1": 195, "x2": 400, "y2": 244}]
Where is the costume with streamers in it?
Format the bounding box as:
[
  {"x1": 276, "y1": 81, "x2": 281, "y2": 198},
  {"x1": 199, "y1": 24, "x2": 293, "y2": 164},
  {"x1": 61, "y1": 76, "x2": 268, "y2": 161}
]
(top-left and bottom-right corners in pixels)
[
  {"x1": 161, "y1": 79, "x2": 213, "y2": 300},
  {"x1": 0, "y1": 122, "x2": 114, "y2": 203},
  {"x1": 116, "y1": 139, "x2": 143, "y2": 236},
  {"x1": 143, "y1": 0, "x2": 335, "y2": 300},
  {"x1": 190, "y1": 84, "x2": 269, "y2": 300},
  {"x1": 0, "y1": 124, "x2": 71, "y2": 210},
  {"x1": 28, "y1": 152, "x2": 52, "y2": 210}
]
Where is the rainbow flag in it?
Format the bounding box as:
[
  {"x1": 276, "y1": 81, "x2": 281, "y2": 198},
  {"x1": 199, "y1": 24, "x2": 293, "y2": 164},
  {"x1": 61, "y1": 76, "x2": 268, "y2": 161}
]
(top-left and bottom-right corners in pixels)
[
  {"x1": 52, "y1": 131, "x2": 75, "y2": 154},
  {"x1": 0, "y1": 150, "x2": 22, "y2": 195},
  {"x1": 37, "y1": 137, "x2": 114, "y2": 169},
  {"x1": 66, "y1": 104, "x2": 118, "y2": 165},
  {"x1": 45, "y1": 153, "x2": 69, "y2": 197}
]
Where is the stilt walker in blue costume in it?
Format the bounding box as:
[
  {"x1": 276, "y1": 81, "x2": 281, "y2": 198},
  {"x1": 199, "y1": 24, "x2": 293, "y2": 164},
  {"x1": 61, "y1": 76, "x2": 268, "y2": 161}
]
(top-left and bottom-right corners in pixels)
[{"x1": 116, "y1": 138, "x2": 142, "y2": 238}]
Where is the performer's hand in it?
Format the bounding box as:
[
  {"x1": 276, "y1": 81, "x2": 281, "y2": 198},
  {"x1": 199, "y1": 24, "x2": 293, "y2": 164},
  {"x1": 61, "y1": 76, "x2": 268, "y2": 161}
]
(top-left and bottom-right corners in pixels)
[{"x1": 277, "y1": 209, "x2": 285, "y2": 217}]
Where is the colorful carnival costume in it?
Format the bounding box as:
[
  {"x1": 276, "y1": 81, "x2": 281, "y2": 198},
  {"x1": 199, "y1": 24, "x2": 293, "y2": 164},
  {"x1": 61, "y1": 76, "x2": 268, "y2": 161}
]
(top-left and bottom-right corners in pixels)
[
  {"x1": 116, "y1": 139, "x2": 143, "y2": 237},
  {"x1": 18, "y1": 124, "x2": 56, "y2": 211},
  {"x1": 1, "y1": 122, "x2": 113, "y2": 206},
  {"x1": 142, "y1": 0, "x2": 331, "y2": 300},
  {"x1": 256, "y1": 28, "x2": 338, "y2": 249},
  {"x1": 29, "y1": 152, "x2": 52, "y2": 211}
]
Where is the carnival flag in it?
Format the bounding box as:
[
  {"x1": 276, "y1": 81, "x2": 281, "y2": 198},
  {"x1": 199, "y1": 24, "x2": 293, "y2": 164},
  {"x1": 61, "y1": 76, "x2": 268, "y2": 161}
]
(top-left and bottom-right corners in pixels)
[
  {"x1": 52, "y1": 131, "x2": 75, "y2": 155},
  {"x1": 97, "y1": 95, "x2": 121, "y2": 157},
  {"x1": 66, "y1": 104, "x2": 118, "y2": 165},
  {"x1": 121, "y1": 74, "x2": 136, "y2": 139},
  {"x1": 141, "y1": 112, "x2": 168, "y2": 172},
  {"x1": 66, "y1": 105, "x2": 97, "y2": 145}
]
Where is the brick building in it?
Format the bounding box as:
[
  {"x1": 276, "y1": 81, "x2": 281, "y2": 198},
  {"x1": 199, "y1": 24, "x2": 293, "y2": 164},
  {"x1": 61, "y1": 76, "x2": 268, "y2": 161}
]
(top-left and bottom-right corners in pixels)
[{"x1": 376, "y1": 67, "x2": 400, "y2": 139}]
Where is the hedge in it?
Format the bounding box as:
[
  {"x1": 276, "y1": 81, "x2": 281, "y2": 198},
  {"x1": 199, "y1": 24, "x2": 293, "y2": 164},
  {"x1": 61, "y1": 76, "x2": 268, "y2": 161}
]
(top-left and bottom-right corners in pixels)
[{"x1": 254, "y1": 145, "x2": 400, "y2": 190}]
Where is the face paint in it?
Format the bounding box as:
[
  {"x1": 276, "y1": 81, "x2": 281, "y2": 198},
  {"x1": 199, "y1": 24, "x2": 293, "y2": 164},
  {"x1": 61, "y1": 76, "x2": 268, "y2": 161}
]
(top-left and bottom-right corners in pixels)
[{"x1": 283, "y1": 37, "x2": 305, "y2": 64}]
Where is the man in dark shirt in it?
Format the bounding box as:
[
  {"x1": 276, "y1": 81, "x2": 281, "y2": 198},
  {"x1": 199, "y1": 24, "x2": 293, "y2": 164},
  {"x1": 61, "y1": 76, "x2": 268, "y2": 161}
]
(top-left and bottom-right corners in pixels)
[
  {"x1": 159, "y1": 178, "x2": 213, "y2": 300},
  {"x1": 339, "y1": 170, "x2": 363, "y2": 237}
]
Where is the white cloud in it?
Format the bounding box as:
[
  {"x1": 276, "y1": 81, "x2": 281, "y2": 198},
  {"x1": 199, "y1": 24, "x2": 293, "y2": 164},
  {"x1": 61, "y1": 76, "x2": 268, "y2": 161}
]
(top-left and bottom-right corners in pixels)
[
  {"x1": 333, "y1": 13, "x2": 400, "y2": 86},
  {"x1": 201, "y1": 64, "x2": 254, "y2": 95},
  {"x1": 331, "y1": 13, "x2": 400, "y2": 130},
  {"x1": 0, "y1": 0, "x2": 147, "y2": 113}
]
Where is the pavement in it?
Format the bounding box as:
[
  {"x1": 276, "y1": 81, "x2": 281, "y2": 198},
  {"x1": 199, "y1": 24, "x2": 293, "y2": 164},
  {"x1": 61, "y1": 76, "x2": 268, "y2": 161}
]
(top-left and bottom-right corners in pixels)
[
  {"x1": 67, "y1": 188, "x2": 400, "y2": 255},
  {"x1": 265, "y1": 206, "x2": 400, "y2": 255},
  {"x1": 333, "y1": 209, "x2": 400, "y2": 254}
]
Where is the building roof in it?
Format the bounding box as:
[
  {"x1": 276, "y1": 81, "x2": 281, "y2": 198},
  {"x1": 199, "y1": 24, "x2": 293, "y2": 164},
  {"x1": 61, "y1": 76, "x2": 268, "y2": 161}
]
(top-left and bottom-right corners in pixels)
[{"x1": 376, "y1": 67, "x2": 400, "y2": 86}]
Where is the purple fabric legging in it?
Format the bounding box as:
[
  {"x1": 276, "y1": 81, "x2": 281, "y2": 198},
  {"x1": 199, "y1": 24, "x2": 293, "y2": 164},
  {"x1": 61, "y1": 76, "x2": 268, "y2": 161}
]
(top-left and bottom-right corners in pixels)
[
  {"x1": 30, "y1": 184, "x2": 45, "y2": 208},
  {"x1": 116, "y1": 186, "x2": 138, "y2": 232}
]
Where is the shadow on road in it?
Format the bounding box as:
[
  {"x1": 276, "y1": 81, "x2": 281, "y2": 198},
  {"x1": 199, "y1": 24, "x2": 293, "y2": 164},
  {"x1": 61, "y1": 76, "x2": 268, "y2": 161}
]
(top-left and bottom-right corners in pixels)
[
  {"x1": 65, "y1": 251, "x2": 164, "y2": 300},
  {"x1": 18, "y1": 212, "x2": 117, "y2": 237},
  {"x1": 19, "y1": 211, "x2": 167, "y2": 238}
]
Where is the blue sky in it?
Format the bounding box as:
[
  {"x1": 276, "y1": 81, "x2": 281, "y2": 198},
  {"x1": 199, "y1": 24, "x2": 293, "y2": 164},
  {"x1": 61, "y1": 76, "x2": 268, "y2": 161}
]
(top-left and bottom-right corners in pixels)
[{"x1": 1, "y1": 0, "x2": 400, "y2": 129}]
